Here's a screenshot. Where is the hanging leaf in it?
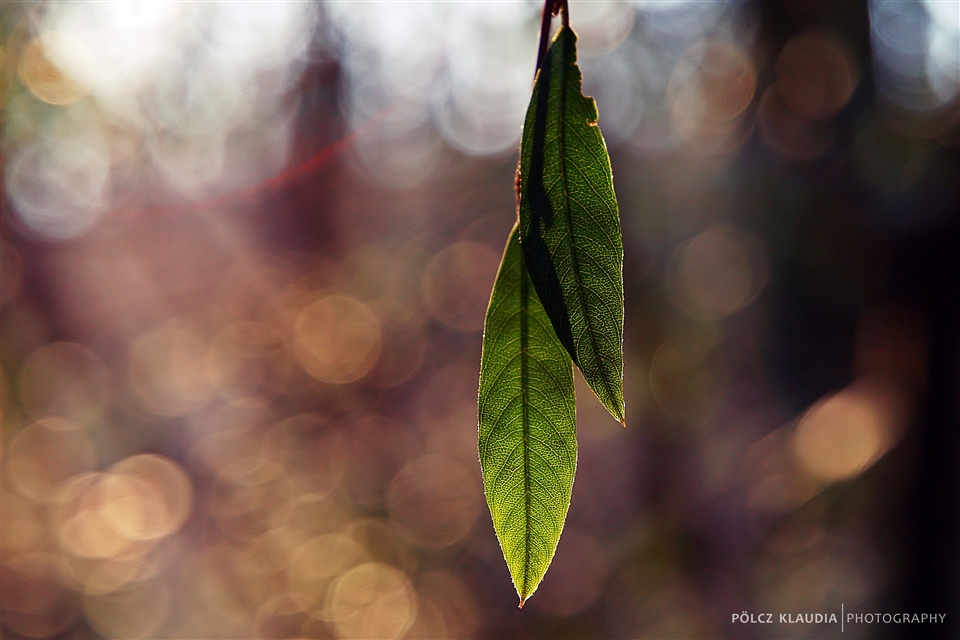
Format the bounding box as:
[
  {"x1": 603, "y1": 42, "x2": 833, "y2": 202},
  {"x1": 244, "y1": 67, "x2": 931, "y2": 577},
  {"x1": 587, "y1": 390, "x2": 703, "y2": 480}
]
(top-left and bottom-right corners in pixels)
[
  {"x1": 478, "y1": 222, "x2": 577, "y2": 607},
  {"x1": 518, "y1": 25, "x2": 625, "y2": 425}
]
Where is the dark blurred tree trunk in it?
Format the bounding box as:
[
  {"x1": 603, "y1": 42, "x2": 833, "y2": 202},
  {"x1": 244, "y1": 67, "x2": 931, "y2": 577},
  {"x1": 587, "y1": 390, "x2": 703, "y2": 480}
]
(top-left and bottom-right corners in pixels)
[
  {"x1": 895, "y1": 192, "x2": 960, "y2": 639},
  {"x1": 760, "y1": 2, "x2": 959, "y2": 636}
]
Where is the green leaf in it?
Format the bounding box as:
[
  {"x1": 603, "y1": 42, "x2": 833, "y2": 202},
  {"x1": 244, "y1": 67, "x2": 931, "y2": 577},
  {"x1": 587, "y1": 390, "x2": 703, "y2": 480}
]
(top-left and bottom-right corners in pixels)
[
  {"x1": 518, "y1": 25, "x2": 626, "y2": 425},
  {"x1": 478, "y1": 222, "x2": 577, "y2": 607}
]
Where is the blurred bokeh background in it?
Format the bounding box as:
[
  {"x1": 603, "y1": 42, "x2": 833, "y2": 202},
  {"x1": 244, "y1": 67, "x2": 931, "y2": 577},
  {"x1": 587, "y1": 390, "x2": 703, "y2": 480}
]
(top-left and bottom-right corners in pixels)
[{"x1": 1, "y1": 1, "x2": 957, "y2": 638}]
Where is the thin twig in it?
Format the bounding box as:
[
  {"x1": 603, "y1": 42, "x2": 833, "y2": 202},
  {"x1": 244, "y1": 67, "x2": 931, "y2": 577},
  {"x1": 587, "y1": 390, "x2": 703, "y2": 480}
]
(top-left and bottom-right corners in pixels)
[
  {"x1": 534, "y1": 0, "x2": 570, "y2": 80},
  {"x1": 522, "y1": 0, "x2": 566, "y2": 212},
  {"x1": 533, "y1": 0, "x2": 556, "y2": 80}
]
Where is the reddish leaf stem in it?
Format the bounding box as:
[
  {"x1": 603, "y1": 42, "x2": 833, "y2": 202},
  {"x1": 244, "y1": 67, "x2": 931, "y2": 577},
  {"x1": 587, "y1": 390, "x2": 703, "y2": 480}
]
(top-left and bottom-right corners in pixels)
[{"x1": 534, "y1": 0, "x2": 568, "y2": 80}]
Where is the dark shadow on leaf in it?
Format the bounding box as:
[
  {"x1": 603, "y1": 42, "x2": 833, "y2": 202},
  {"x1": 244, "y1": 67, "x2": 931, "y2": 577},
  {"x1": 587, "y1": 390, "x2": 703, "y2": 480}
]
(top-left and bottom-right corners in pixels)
[{"x1": 520, "y1": 47, "x2": 576, "y2": 363}]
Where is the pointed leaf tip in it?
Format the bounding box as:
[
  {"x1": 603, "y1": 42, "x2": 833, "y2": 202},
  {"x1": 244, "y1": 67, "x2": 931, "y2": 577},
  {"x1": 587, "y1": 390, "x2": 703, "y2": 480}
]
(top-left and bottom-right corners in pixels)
[{"x1": 478, "y1": 222, "x2": 577, "y2": 612}]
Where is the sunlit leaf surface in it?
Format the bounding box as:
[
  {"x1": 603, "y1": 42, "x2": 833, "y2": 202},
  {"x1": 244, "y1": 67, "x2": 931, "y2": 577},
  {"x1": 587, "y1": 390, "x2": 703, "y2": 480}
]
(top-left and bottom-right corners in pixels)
[
  {"x1": 518, "y1": 26, "x2": 626, "y2": 425},
  {"x1": 478, "y1": 222, "x2": 577, "y2": 606}
]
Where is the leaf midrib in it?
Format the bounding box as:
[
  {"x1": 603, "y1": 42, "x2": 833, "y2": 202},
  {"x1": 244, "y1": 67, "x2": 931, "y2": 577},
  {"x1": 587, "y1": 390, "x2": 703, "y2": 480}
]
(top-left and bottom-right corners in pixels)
[
  {"x1": 553, "y1": 31, "x2": 623, "y2": 423},
  {"x1": 519, "y1": 252, "x2": 533, "y2": 600}
]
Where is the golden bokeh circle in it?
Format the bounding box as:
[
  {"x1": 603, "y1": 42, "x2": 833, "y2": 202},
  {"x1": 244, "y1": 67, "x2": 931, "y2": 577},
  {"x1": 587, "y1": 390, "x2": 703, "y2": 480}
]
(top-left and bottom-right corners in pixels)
[
  {"x1": 287, "y1": 533, "x2": 370, "y2": 619},
  {"x1": 793, "y1": 389, "x2": 888, "y2": 482},
  {"x1": 294, "y1": 295, "x2": 382, "y2": 384},
  {"x1": 6, "y1": 418, "x2": 97, "y2": 503},
  {"x1": 129, "y1": 324, "x2": 214, "y2": 416},
  {"x1": 100, "y1": 455, "x2": 193, "y2": 541},
  {"x1": 17, "y1": 33, "x2": 87, "y2": 105},
  {"x1": 328, "y1": 562, "x2": 416, "y2": 640}
]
